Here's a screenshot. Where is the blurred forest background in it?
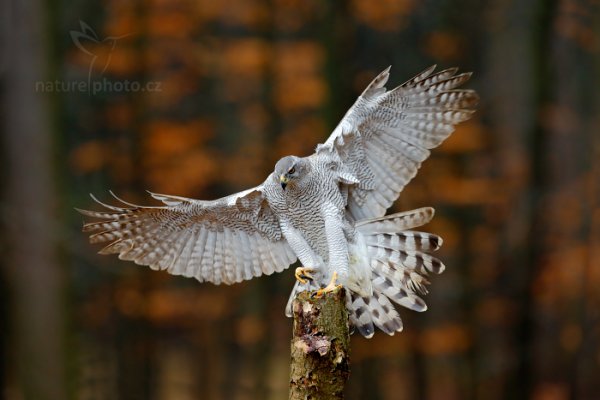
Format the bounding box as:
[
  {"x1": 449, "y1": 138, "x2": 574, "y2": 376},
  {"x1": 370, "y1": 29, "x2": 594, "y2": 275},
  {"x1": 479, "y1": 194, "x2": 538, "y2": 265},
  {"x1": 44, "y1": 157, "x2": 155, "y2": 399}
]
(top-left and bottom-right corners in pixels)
[{"x1": 1, "y1": 0, "x2": 600, "y2": 399}]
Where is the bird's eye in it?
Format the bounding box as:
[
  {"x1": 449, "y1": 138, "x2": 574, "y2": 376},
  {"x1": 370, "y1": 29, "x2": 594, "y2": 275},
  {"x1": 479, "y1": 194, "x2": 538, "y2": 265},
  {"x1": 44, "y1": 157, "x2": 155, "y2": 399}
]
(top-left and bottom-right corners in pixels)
[{"x1": 288, "y1": 166, "x2": 296, "y2": 175}]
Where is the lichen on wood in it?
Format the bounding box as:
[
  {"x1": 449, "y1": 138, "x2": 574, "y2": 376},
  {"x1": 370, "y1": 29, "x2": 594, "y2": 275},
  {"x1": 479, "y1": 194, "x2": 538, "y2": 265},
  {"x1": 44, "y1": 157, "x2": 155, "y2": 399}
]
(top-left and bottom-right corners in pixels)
[{"x1": 289, "y1": 287, "x2": 350, "y2": 400}]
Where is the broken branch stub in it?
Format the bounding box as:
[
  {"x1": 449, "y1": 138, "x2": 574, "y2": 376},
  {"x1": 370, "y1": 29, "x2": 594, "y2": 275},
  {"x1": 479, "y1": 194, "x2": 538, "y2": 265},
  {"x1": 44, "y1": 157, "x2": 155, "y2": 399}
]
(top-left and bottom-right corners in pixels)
[{"x1": 289, "y1": 288, "x2": 350, "y2": 400}]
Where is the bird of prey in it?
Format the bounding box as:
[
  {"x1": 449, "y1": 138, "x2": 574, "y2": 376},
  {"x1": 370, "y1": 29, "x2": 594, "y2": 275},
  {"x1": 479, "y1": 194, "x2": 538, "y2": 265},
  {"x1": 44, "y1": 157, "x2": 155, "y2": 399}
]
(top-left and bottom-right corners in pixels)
[{"x1": 78, "y1": 65, "x2": 478, "y2": 337}]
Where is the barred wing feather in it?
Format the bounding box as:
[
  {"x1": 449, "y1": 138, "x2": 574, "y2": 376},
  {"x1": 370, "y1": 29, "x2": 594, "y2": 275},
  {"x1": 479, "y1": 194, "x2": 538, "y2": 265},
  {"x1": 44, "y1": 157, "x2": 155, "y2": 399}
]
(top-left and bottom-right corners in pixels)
[
  {"x1": 317, "y1": 65, "x2": 479, "y2": 220},
  {"x1": 77, "y1": 188, "x2": 297, "y2": 285}
]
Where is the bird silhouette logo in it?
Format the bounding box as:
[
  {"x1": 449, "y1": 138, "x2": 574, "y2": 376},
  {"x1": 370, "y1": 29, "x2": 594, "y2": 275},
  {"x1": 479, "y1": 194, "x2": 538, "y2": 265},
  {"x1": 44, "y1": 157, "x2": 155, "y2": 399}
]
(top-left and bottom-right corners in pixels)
[{"x1": 70, "y1": 21, "x2": 131, "y2": 85}]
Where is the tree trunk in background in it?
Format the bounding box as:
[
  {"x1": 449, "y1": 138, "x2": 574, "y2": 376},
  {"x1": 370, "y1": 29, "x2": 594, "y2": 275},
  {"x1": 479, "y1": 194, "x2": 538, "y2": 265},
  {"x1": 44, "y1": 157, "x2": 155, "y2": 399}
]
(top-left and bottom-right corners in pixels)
[
  {"x1": 483, "y1": 0, "x2": 546, "y2": 397},
  {"x1": 1, "y1": 1, "x2": 67, "y2": 399},
  {"x1": 289, "y1": 289, "x2": 350, "y2": 400}
]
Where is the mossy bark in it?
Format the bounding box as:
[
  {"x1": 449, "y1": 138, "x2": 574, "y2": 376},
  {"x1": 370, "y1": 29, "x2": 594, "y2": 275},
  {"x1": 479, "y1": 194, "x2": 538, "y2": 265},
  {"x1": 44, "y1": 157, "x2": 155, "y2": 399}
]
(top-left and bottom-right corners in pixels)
[{"x1": 289, "y1": 287, "x2": 350, "y2": 400}]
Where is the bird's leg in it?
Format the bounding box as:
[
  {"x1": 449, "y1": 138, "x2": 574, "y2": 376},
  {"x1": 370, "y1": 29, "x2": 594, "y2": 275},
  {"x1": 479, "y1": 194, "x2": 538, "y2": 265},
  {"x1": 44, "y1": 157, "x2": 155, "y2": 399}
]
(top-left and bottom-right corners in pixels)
[
  {"x1": 312, "y1": 271, "x2": 343, "y2": 298},
  {"x1": 295, "y1": 267, "x2": 316, "y2": 284}
]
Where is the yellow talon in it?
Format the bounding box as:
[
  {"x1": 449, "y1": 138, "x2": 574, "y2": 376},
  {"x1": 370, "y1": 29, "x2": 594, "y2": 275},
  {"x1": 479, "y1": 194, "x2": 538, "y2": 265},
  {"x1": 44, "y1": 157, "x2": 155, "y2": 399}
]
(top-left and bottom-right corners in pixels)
[
  {"x1": 312, "y1": 271, "x2": 343, "y2": 298},
  {"x1": 295, "y1": 267, "x2": 315, "y2": 284}
]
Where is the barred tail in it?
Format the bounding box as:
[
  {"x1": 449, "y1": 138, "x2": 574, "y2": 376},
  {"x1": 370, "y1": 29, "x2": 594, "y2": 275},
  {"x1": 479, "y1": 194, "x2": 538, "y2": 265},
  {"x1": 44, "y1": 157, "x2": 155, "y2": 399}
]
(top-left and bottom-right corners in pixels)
[{"x1": 349, "y1": 207, "x2": 445, "y2": 338}]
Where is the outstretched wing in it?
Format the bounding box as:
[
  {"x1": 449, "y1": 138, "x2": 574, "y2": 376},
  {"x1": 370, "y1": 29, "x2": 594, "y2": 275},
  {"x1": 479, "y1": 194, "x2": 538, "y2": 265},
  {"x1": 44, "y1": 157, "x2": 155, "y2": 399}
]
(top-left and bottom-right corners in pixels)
[
  {"x1": 77, "y1": 188, "x2": 297, "y2": 285},
  {"x1": 316, "y1": 65, "x2": 479, "y2": 220}
]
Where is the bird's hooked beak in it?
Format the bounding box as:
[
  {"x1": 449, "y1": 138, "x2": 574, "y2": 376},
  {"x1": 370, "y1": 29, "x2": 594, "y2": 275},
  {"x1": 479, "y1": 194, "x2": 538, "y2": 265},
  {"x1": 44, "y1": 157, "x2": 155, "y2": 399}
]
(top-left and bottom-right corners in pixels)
[{"x1": 279, "y1": 174, "x2": 289, "y2": 190}]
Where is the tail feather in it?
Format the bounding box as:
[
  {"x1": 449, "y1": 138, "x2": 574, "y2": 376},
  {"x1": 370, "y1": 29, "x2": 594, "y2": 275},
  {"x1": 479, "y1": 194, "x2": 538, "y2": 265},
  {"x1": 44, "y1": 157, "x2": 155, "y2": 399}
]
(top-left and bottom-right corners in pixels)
[
  {"x1": 369, "y1": 246, "x2": 445, "y2": 274},
  {"x1": 368, "y1": 291, "x2": 403, "y2": 335},
  {"x1": 348, "y1": 295, "x2": 375, "y2": 338},
  {"x1": 347, "y1": 288, "x2": 405, "y2": 337},
  {"x1": 364, "y1": 231, "x2": 442, "y2": 252},
  {"x1": 371, "y1": 258, "x2": 430, "y2": 295},
  {"x1": 355, "y1": 207, "x2": 434, "y2": 233},
  {"x1": 350, "y1": 208, "x2": 444, "y2": 337},
  {"x1": 372, "y1": 271, "x2": 427, "y2": 312},
  {"x1": 285, "y1": 280, "x2": 301, "y2": 318}
]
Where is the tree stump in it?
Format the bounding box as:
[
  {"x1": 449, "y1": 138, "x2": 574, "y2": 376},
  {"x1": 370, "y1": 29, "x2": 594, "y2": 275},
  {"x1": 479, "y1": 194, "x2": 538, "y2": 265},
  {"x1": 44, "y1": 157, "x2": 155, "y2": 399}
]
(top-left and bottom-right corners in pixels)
[{"x1": 289, "y1": 287, "x2": 350, "y2": 400}]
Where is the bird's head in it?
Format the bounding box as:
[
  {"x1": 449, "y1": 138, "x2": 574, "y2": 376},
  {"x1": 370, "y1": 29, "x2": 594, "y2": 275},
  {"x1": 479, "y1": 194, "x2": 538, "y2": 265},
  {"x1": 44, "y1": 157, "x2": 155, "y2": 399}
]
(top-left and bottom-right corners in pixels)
[{"x1": 274, "y1": 156, "x2": 307, "y2": 190}]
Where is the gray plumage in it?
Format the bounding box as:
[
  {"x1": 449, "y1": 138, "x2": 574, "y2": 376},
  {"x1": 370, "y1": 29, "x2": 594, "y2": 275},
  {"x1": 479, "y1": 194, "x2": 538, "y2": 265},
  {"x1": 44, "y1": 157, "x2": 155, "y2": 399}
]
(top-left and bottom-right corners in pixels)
[{"x1": 78, "y1": 65, "x2": 478, "y2": 337}]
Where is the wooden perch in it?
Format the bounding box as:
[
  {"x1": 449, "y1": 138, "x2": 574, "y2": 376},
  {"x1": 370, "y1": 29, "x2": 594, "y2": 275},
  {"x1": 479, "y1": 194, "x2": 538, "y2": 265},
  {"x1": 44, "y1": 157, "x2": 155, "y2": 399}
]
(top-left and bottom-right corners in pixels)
[{"x1": 289, "y1": 287, "x2": 350, "y2": 400}]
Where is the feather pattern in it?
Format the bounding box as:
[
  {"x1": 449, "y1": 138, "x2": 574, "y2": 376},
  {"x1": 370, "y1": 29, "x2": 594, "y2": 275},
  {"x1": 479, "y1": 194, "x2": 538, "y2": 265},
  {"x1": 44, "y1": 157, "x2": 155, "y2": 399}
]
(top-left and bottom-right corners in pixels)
[
  {"x1": 79, "y1": 66, "x2": 477, "y2": 339},
  {"x1": 318, "y1": 65, "x2": 479, "y2": 221},
  {"x1": 77, "y1": 188, "x2": 297, "y2": 285},
  {"x1": 344, "y1": 208, "x2": 446, "y2": 336}
]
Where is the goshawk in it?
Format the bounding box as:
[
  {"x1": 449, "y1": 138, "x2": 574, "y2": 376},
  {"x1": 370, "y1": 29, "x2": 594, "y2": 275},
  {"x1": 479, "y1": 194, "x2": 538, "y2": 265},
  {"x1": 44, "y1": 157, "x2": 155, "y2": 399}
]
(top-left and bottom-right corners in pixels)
[{"x1": 79, "y1": 66, "x2": 478, "y2": 337}]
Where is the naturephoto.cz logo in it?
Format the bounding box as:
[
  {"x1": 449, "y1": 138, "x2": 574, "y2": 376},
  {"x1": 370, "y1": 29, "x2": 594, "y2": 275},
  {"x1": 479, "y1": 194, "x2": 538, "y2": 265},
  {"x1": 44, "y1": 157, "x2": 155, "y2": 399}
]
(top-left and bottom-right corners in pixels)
[{"x1": 35, "y1": 21, "x2": 161, "y2": 95}]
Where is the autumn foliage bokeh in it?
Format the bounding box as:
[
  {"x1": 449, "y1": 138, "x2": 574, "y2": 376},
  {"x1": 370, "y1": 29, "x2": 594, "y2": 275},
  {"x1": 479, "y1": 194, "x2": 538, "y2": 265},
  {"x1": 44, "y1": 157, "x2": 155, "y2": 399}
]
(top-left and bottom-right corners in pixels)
[{"x1": 2, "y1": 0, "x2": 600, "y2": 399}]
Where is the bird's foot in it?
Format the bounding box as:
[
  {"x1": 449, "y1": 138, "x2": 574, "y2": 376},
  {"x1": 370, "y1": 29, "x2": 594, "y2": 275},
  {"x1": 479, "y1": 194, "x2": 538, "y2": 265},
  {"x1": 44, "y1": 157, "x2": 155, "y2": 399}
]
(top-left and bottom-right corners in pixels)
[
  {"x1": 295, "y1": 267, "x2": 316, "y2": 284},
  {"x1": 312, "y1": 271, "x2": 343, "y2": 298}
]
